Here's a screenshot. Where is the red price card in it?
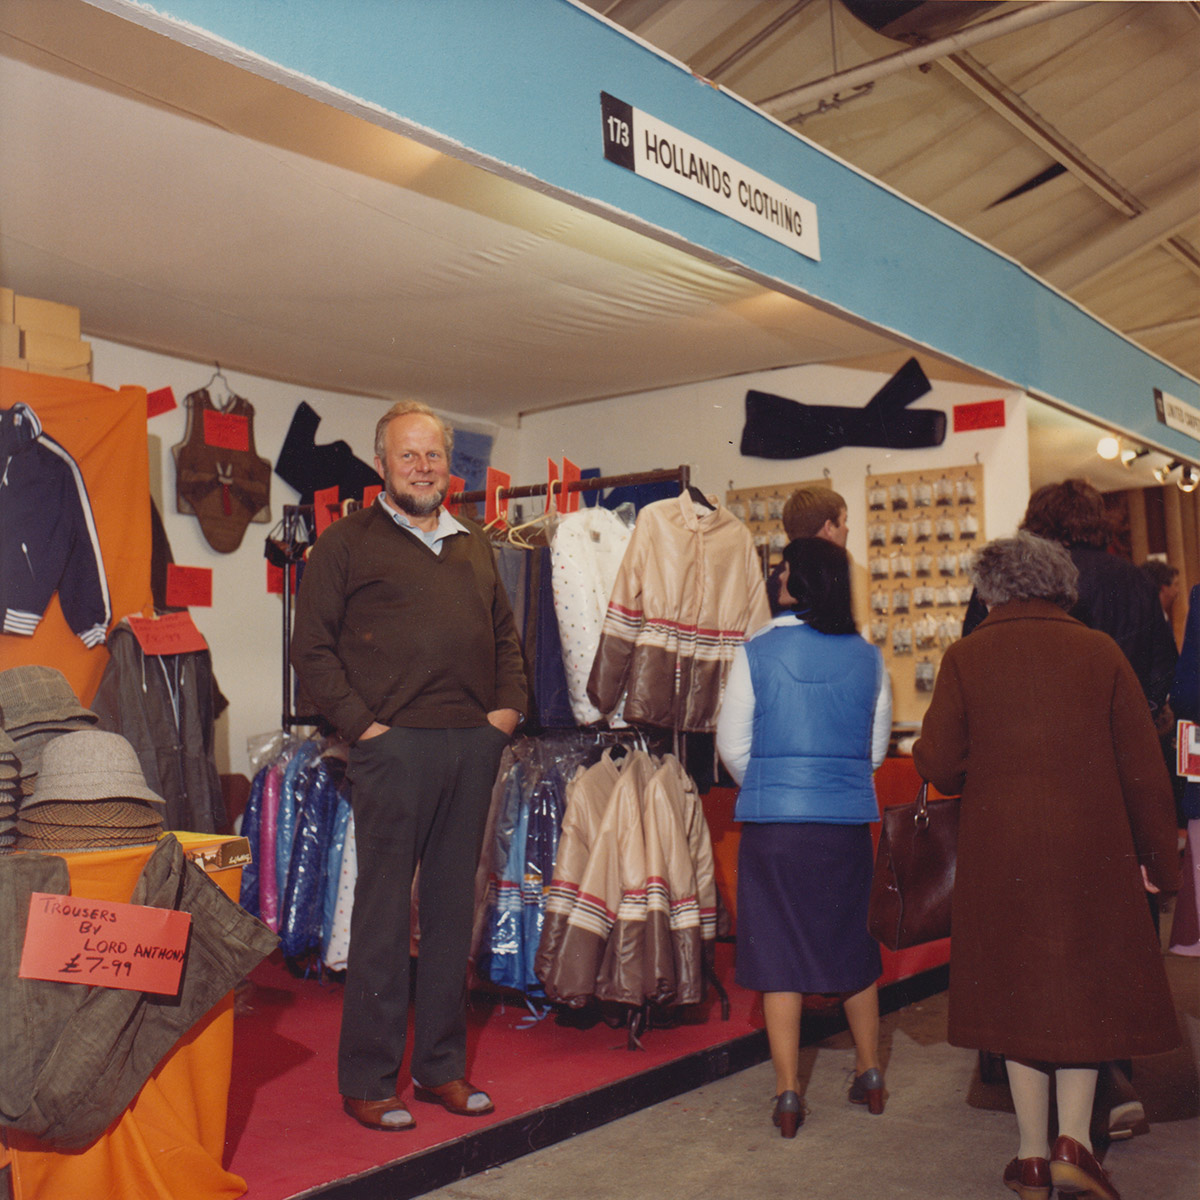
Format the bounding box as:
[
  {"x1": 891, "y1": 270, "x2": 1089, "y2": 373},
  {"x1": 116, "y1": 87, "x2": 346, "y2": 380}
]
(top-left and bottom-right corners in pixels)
[
  {"x1": 146, "y1": 386, "x2": 177, "y2": 418},
  {"x1": 485, "y1": 467, "x2": 511, "y2": 528},
  {"x1": 202, "y1": 409, "x2": 250, "y2": 451},
  {"x1": 164, "y1": 564, "x2": 213, "y2": 609},
  {"x1": 266, "y1": 562, "x2": 299, "y2": 596},
  {"x1": 546, "y1": 458, "x2": 561, "y2": 514},
  {"x1": 127, "y1": 610, "x2": 208, "y2": 655},
  {"x1": 362, "y1": 484, "x2": 382, "y2": 507},
  {"x1": 561, "y1": 457, "x2": 581, "y2": 513},
  {"x1": 20, "y1": 893, "x2": 192, "y2": 996},
  {"x1": 443, "y1": 475, "x2": 466, "y2": 517},
  {"x1": 953, "y1": 399, "x2": 1006, "y2": 432},
  {"x1": 312, "y1": 485, "x2": 340, "y2": 537}
]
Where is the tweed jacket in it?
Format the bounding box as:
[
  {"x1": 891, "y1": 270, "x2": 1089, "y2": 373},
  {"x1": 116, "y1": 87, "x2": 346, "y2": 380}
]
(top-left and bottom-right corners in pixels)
[
  {"x1": 914, "y1": 600, "x2": 1180, "y2": 1062},
  {"x1": 587, "y1": 492, "x2": 771, "y2": 733}
]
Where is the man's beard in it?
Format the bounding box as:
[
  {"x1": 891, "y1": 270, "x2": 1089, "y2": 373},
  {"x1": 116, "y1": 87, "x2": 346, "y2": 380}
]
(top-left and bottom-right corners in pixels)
[{"x1": 388, "y1": 481, "x2": 447, "y2": 518}]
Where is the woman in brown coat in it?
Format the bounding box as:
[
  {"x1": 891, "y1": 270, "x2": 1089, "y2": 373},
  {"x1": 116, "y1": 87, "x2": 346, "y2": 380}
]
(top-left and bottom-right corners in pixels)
[{"x1": 914, "y1": 532, "x2": 1179, "y2": 1200}]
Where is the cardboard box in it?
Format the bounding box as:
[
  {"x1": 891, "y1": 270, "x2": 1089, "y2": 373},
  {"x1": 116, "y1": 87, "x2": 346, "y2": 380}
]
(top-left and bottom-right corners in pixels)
[
  {"x1": 0, "y1": 323, "x2": 20, "y2": 360},
  {"x1": 0, "y1": 287, "x2": 13, "y2": 324},
  {"x1": 22, "y1": 329, "x2": 92, "y2": 371},
  {"x1": 172, "y1": 832, "x2": 253, "y2": 873},
  {"x1": 0, "y1": 356, "x2": 29, "y2": 372},
  {"x1": 28, "y1": 362, "x2": 92, "y2": 381},
  {"x1": 14, "y1": 293, "x2": 81, "y2": 340}
]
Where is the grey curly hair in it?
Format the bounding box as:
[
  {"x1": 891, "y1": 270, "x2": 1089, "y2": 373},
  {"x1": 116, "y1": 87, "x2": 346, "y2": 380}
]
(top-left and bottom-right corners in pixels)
[
  {"x1": 969, "y1": 531, "x2": 1079, "y2": 610},
  {"x1": 374, "y1": 400, "x2": 455, "y2": 460}
]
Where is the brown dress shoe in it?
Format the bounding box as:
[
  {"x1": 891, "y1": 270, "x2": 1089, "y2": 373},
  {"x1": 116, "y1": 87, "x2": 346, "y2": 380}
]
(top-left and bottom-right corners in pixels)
[
  {"x1": 1050, "y1": 1135, "x2": 1121, "y2": 1200},
  {"x1": 412, "y1": 1078, "x2": 494, "y2": 1116},
  {"x1": 342, "y1": 1095, "x2": 415, "y2": 1130},
  {"x1": 1003, "y1": 1155, "x2": 1051, "y2": 1200}
]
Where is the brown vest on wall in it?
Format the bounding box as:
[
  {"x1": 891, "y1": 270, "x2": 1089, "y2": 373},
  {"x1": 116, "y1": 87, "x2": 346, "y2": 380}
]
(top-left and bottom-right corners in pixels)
[{"x1": 173, "y1": 388, "x2": 271, "y2": 553}]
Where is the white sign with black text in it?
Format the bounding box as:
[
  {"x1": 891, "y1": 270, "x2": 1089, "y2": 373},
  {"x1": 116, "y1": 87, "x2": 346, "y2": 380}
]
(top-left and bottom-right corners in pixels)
[
  {"x1": 601, "y1": 92, "x2": 820, "y2": 261},
  {"x1": 1155, "y1": 388, "x2": 1200, "y2": 443}
]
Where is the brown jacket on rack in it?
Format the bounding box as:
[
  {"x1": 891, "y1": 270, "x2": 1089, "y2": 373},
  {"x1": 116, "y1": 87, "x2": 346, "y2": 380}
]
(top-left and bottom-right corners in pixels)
[
  {"x1": 587, "y1": 492, "x2": 771, "y2": 733},
  {"x1": 913, "y1": 600, "x2": 1180, "y2": 1063},
  {"x1": 640, "y1": 755, "x2": 717, "y2": 1006},
  {"x1": 535, "y1": 749, "x2": 717, "y2": 1009}
]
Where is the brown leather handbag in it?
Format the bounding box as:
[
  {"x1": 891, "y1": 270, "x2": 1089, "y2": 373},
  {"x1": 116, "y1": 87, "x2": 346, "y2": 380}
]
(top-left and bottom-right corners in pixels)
[{"x1": 868, "y1": 782, "x2": 960, "y2": 950}]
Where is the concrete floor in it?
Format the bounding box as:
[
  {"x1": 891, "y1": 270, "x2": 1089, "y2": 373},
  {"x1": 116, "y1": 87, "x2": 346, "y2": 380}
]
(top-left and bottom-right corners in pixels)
[{"x1": 419, "y1": 953, "x2": 1199, "y2": 1200}]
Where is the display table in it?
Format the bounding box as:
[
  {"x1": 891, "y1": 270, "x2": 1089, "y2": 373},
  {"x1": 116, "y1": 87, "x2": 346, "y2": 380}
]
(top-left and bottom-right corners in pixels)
[
  {"x1": 2, "y1": 838, "x2": 248, "y2": 1200},
  {"x1": 702, "y1": 754, "x2": 952, "y2": 986}
]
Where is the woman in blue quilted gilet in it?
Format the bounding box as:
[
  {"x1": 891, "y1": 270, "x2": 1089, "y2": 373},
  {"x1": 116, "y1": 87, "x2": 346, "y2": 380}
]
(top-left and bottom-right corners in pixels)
[{"x1": 717, "y1": 537, "x2": 892, "y2": 1138}]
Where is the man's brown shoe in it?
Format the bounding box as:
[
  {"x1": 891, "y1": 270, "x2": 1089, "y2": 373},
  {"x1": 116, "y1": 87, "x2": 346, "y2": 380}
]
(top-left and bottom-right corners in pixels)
[
  {"x1": 342, "y1": 1095, "x2": 415, "y2": 1130},
  {"x1": 412, "y1": 1078, "x2": 494, "y2": 1116}
]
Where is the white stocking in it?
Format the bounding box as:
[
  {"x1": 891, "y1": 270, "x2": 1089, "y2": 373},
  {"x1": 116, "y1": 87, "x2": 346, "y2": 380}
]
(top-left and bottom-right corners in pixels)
[
  {"x1": 1056, "y1": 1066, "x2": 1099, "y2": 1152},
  {"x1": 1005, "y1": 1058, "x2": 1051, "y2": 1160}
]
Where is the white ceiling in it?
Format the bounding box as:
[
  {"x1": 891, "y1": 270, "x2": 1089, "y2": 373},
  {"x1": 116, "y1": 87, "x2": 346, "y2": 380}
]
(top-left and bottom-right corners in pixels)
[{"x1": 0, "y1": 0, "x2": 1197, "y2": 493}]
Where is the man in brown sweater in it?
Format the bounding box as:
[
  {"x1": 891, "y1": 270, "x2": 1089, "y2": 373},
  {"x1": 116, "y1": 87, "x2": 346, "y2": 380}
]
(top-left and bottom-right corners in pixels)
[{"x1": 291, "y1": 401, "x2": 526, "y2": 1131}]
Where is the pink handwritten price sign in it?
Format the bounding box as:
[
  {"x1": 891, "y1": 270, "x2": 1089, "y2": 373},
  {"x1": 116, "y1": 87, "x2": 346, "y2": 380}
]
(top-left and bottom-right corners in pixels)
[{"x1": 19, "y1": 893, "x2": 192, "y2": 995}]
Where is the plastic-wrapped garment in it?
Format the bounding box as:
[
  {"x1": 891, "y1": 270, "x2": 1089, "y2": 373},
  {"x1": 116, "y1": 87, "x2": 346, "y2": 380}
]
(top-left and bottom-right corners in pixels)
[
  {"x1": 321, "y1": 788, "x2": 353, "y2": 958},
  {"x1": 324, "y1": 815, "x2": 357, "y2": 972},
  {"x1": 519, "y1": 764, "x2": 565, "y2": 991},
  {"x1": 470, "y1": 743, "x2": 520, "y2": 969},
  {"x1": 481, "y1": 761, "x2": 533, "y2": 991},
  {"x1": 275, "y1": 739, "x2": 322, "y2": 904},
  {"x1": 279, "y1": 756, "x2": 346, "y2": 959},
  {"x1": 238, "y1": 764, "x2": 269, "y2": 918},
  {"x1": 258, "y1": 762, "x2": 284, "y2": 931}
]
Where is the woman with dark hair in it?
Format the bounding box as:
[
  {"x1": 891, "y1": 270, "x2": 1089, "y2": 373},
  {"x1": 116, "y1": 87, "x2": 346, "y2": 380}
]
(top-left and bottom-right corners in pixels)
[
  {"x1": 915, "y1": 533, "x2": 1179, "y2": 1200},
  {"x1": 716, "y1": 538, "x2": 892, "y2": 1137}
]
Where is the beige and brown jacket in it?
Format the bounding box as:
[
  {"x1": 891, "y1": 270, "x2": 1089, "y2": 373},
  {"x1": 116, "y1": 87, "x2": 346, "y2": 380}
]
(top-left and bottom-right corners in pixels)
[{"x1": 587, "y1": 493, "x2": 771, "y2": 732}]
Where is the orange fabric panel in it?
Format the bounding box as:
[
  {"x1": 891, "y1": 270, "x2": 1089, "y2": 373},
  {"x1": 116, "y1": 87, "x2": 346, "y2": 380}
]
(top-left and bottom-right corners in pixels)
[
  {"x1": 5, "y1": 844, "x2": 246, "y2": 1200},
  {"x1": 0, "y1": 367, "x2": 153, "y2": 706}
]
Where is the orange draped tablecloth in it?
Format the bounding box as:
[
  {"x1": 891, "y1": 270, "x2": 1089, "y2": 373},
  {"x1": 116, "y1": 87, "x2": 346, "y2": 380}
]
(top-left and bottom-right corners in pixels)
[{"x1": 3, "y1": 840, "x2": 247, "y2": 1200}]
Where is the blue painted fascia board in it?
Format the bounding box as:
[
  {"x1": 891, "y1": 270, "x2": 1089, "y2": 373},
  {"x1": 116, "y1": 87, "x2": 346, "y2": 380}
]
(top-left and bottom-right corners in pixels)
[{"x1": 100, "y1": 0, "x2": 1199, "y2": 455}]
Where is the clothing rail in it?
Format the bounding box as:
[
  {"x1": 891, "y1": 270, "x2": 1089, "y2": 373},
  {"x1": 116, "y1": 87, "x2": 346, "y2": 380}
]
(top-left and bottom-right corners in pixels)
[{"x1": 453, "y1": 464, "x2": 691, "y2": 507}]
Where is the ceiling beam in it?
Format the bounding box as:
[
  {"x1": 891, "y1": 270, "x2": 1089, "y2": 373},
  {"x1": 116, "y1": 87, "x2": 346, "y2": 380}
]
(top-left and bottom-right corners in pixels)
[
  {"x1": 1125, "y1": 314, "x2": 1200, "y2": 337},
  {"x1": 1039, "y1": 177, "x2": 1200, "y2": 290},
  {"x1": 757, "y1": 0, "x2": 1090, "y2": 121},
  {"x1": 705, "y1": 0, "x2": 816, "y2": 81},
  {"x1": 937, "y1": 51, "x2": 1141, "y2": 217}
]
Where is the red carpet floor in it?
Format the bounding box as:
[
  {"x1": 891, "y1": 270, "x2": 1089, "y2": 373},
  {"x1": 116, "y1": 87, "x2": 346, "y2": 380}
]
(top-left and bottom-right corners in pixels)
[{"x1": 226, "y1": 944, "x2": 766, "y2": 1199}]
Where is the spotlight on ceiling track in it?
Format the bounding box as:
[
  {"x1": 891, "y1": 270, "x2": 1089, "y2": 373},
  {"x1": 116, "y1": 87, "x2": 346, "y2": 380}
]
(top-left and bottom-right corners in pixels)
[
  {"x1": 1180, "y1": 465, "x2": 1200, "y2": 494},
  {"x1": 1153, "y1": 460, "x2": 1181, "y2": 484},
  {"x1": 1096, "y1": 435, "x2": 1121, "y2": 460},
  {"x1": 1120, "y1": 446, "x2": 1149, "y2": 468}
]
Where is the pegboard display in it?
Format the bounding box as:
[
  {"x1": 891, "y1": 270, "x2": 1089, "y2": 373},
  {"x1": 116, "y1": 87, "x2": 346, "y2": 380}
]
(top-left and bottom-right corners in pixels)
[
  {"x1": 865, "y1": 463, "x2": 984, "y2": 723},
  {"x1": 725, "y1": 477, "x2": 832, "y2": 563}
]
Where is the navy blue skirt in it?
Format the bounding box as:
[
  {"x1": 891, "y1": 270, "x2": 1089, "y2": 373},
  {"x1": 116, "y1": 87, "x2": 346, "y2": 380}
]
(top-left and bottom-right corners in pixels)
[{"x1": 736, "y1": 821, "x2": 882, "y2": 994}]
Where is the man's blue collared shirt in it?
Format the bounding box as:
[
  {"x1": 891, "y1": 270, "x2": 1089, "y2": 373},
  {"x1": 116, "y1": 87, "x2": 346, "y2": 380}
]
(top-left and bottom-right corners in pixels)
[{"x1": 377, "y1": 493, "x2": 467, "y2": 551}]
